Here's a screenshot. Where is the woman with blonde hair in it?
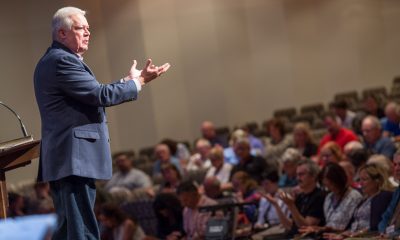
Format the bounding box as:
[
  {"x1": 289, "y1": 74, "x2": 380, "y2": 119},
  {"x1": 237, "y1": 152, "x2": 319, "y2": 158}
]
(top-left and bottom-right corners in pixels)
[{"x1": 292, "y1": 122, "x2": 318, "y2": 158}]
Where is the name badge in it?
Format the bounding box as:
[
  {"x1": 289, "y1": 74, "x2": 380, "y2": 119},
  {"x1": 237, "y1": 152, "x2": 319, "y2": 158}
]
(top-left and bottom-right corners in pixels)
[{"x1": 386, "y1": 224, "x2": 395, "y2": 235}]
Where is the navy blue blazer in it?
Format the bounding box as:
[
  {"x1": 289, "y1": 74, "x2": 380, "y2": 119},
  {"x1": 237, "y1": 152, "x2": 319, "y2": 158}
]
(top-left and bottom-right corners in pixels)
[{"x1": 34, "y1": 41, "x2": 138, "y2": 182}]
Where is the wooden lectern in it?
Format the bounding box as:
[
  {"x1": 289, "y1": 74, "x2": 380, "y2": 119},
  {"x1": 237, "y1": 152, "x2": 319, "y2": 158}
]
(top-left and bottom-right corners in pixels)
[{"x1": 0, "y1": 136, "x2": 40, "y2": 218}]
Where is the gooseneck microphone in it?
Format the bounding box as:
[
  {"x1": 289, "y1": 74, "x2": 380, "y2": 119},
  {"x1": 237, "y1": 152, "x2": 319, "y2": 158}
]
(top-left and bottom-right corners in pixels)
[{"x1": 0, "y1": 101, "x2": 28, "y2": 137}]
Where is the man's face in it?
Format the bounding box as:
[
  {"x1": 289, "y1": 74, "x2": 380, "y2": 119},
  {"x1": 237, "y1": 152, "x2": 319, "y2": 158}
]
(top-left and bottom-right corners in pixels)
[
  {"x1": 115, "y1": 155, "x2": 132, "y2": 173},
  {"x1": 234, "y1": 142, "x2": 251, "y2": 161},
  {"x1": 324, "y1": 117, "x2": 339, "y2": 135},
  {"x1": 362, "y1": 121, "x2": 380, "y2": 144},
  {"x1": 296, "y1": 164, "x2": 314, "y2": 189},
  {"x1": 155, "y1": 145, "x2": 171, "y2": 162},
  {"x1": 393, "y1": 155, "x2": 400, "y2": 181},
  {"x1": 59, "y1": 14, "x2": 90, "y2": 55}
]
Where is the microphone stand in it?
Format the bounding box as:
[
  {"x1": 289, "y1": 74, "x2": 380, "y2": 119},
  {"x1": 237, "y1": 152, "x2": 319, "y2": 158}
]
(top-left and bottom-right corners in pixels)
[{"x1": 0, "y1": 101, "x2": 33, "y2": 152}]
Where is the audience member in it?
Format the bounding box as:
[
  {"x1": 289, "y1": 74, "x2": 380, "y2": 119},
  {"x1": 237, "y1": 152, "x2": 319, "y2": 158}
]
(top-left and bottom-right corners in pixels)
[
  {"x1": 201, "y1": 120, "x2": 228, "y2": 148},
  {"x1": 241, "y1": 125, "x2": 265, "y2": 156},
  {"x1": 177, "y1": 181, "x2": 217, "y2": 240},
  {"x1": 223, "y1": 129, "x2": 259, "y2": 165},
  {"x1": 161, "y1": 138, "x2": 191, "y2": 163},
  {"x1": 27, "y1": 182, "x2": 54, "y2": 214},
  {"x1": 333, "y1": 100, "x2": 356, "y2": 129},
  {"x1": 105, "y1": 151, "x2": 152, "y2": 193},
  {"x1": 321, "y1": 163, "x2": 362, "y2": 231},
  {"x1": 274, "y1": 159, "x2": 326, "y2": 237},
  {"x1": 264, "y1": 118, "x2": 292, "y2": 164},
  {"x1": 363, "y1": 95, "x2": 385, "y2": 119},
  {"x1": 291, "y1": 122, "x2": 317, "y2": 158},
  {"x1": 381, "y1": 101, "x2": 400, "y2": 138},
  {"x1": 318, "y1": 141, "x2": 344, "y2": 166},
  {"x1": 378, "y1": 150, "x2": 400, "y2": 238},
  {"x1": 230, "y1": 138, "x2": 269, "y2": 183},
  {"x1": 159, "y1": 163, "x2": 182, "y2": 194},
  {"x1": 7, "y1": 192, "x2": 26, "y2": 217},
  {"x1": 153, "y1": 144, "x2": 181, "y2": 179},
  {"x1": 231, "y1": 171, "x2": 261, "y2": 224},
  {"x1": 185, "y1": 138, "x2": 212, "y2": 173},
  {"x1": 362, "y1": 115, "x2": 396, "y2": 159},
  {"x1": 367, "y1": 154, "x2": 398, "y2": 188},
  {"x1": 205, "y1": 146, "x2": 232, "y2": 184},
  {"x1": 256, "y1": 171, "x2": 290, "y2": 228},
  {"x1": 343, "y1": 141, "x2": 364, "y2": 161},
  {"x1": 278, "y1": 148, "x2": 301, "y2": 188},
  {"x1": 203, "y1": 177, "x2": 234, "y2": 204},
  {"x1": 318, "y1": 112, "x2": 358, "y2": 152},
  {"x1": 153, "y1": 193, "x2": 184, "y2": 239},
  {"x1": 98, "y1": 203, "x2": 145, "y2": 240}
]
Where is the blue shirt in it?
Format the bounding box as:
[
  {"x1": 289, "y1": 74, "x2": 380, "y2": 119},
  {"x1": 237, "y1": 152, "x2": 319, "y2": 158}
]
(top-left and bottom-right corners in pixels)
[
  {"x1": 381, "y1": 118, "x2": 400, "y2": 137},
  {"x1": 378, "y1": 187, "x2": 400, "y2": 234},
  {"x1": 364, "y1": 137, "x2": 396, "y2": 159}
]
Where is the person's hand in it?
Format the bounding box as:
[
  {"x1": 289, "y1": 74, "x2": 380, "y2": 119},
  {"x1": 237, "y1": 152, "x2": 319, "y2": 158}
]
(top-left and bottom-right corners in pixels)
[
  {"x1": 264, "y1": 193, "x2": 279, "y2": 206},
  {"x1": 123, "y1": 60, "x2": 142, "y2": 82},
  {"x1": 166, "y1": 231, "x2": 182, "y2": 240},
  {"x1": 279, "y1": 191, "x2": 294, "y2": 206},
  {"x1": 323, "y1": 232, "x2": 344, "y2": 240},
  {"x1": 139, "y1": 59, "x2": 170, "y2": 86},
  {"x1": 123, "y1": 59, "x2": 171, "y2": 86}
]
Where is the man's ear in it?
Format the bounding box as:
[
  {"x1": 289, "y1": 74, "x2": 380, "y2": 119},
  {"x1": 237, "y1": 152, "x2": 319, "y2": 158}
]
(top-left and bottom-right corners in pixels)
[{"x1": 58, "y1": 29, "x2": 66, "y2": 40}]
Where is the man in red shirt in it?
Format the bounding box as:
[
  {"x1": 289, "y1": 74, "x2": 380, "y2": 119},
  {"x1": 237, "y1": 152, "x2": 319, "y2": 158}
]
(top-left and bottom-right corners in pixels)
[{"x1": 318, "y1": 113, "x2": 359, "y2": 152}]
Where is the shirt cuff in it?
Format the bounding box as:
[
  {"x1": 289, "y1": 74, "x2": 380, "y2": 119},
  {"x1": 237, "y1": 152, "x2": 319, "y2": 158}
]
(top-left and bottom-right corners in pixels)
[
  {"x1": 121, "y1": 78, "x2": 142, "y2": 92},
  {"x1": 133, "y1": 78, "x2": 142, "y2": 92}
]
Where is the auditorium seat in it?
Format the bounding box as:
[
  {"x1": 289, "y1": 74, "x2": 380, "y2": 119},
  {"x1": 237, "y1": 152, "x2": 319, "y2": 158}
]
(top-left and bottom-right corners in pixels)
[{"x1": 273, "y1": 107, "x2": 297, "y2": 121}]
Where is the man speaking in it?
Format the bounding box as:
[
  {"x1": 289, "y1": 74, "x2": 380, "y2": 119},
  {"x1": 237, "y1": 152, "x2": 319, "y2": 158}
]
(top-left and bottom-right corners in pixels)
[{"x1": 34, "y1": 6, "x2": 170, "y2": 240}]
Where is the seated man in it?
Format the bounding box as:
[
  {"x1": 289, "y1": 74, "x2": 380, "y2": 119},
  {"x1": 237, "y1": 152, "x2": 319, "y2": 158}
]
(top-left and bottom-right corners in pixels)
[
  {"x1": 186, "y1": 138, "x2": 212, "y2": 173},
  {"x1": 362, "y1": 115, "x2": 396, "y2": 159},
  {"x1": 105, "y1": 151, "x2": 152, "y2": 193},
  {"x1": 318, "y1": 112, "x2": 358, "y2": 152},
  {"x1": 200, "y1": 120, "x2": 229, "y2": 148},
  {"x1": 176, "y1": 181, "x2": 217, "y2": 240},
  {"x1": 333, "y1": 100, "x2": 356, "y2": 130},
  {"x1": 153, "y1": 143, "x2": 182, "y2": 179},
  {"x1": 378, "y1": 149, "x2": 400, "y2": 238},
  {"x1": 269, "y1": 159, "x2": 326, "y2": 238},
  {"x1": 230, "y1": 138, "x2": 270, "y2": 183},
  {"x1": 203, "y1": 177, "x2": 234, "y2": 205},
  {"x1": 381, "y1": 101, "x2": 400, "y2": 138}
]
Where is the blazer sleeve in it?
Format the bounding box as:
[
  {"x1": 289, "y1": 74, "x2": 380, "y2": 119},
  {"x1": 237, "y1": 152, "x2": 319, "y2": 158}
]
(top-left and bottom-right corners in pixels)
[{"x1": 56, "y1": 54, "x2": 138, "y2": 107}]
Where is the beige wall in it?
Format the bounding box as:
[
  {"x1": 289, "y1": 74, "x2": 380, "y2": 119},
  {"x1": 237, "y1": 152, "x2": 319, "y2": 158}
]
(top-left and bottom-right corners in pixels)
[{"x1": 1, "y1": 0, "x2": 400, "y2": 184}]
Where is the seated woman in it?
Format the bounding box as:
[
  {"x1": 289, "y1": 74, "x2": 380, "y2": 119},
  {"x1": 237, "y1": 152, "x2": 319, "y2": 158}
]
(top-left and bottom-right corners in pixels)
[
  {"x1": 159, "y1": 163, "x2": 182, "y2": 194},
  {"x1": 231, "y1": 171, "x2": 261, "y2": 224},
  {"x1": 291, "y1": 122, "x2": 318, "y2": 158},
  {"x1": 300, "y1": 162, "x2": 363, "y2": 235},
  {"x1": 98, "y1": 203, "x2": 145, "y2": 240},
  {"x1": 318, "y1": 141, "x2": 344, "y2": 167},
  {"x1": 323, "y1": 163, "x2": 394, "y2": 239}
]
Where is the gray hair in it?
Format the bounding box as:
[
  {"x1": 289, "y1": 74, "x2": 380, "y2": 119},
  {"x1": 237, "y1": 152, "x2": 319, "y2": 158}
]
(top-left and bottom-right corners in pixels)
[
  {"x1": 297, "y1": 159, "x2": 320, "y2": 178},
  {"x1": 362, "y1": 115, "x2": 382, "y2": 130},
  {"x1": 281, "y1": 148, "x2": 302, "y2": 165},
  {"x1": 52, "y1": 7, "x2": 86, "y2": 40}
]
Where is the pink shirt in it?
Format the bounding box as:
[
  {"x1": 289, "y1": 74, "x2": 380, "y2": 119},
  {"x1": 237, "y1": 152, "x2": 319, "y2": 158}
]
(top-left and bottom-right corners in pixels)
[{"x1": 183, "y1": 195, "x2": 217, "y2": 239}]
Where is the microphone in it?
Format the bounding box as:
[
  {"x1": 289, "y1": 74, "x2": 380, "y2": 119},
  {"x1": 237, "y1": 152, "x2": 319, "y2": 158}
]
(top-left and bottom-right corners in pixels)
[{"x1": 0, "y1": 101, "x2": 28, "y2": 137}]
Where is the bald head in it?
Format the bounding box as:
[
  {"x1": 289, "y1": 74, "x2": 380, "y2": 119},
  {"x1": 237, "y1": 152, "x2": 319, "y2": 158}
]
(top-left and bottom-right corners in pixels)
[
  {"x1": 362, "y1": 116, "x2": 382, "y2": 144},
  {"x1": 201, "y1": 121, "x2": 216, "y2": 140}
]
